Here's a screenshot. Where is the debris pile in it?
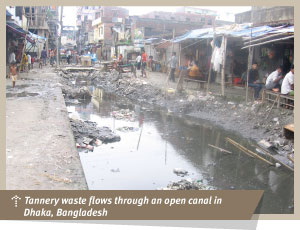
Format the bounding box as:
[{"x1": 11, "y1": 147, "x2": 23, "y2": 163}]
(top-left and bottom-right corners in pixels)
[
  {"x1": 69, "y1": 118, "x2": 120, "y2": 150},
  {"x1": 173, "y1": 168, "x2": 189, "y2": 177},
  {"x1": 62, "y1": 86, "x2": 91, "y2": 99},
  {"x1": 111, "y1": 109, "x2": 136, "y2": 121},
  {"x1": 116, "y1": 126, "x2": 139, "y2": 132},
  {"x1": 161, "y1": 179, "x2": 212, "y2": 190}
]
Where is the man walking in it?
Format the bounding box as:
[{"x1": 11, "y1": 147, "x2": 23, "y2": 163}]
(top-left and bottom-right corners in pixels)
[
  {"x1": 141, "y1": 51, "x2": 147, "y2": 78},
  {"x1": 41, "y1": 48, "x2": 47, "y2": 66},
  {"x1": 169, "y1": 52, "x2": 178, "y2": 82}
]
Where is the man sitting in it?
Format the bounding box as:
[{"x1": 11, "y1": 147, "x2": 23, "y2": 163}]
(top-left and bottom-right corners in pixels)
[
  {"x1": 265, "y1": 66, "x2": 284, "y2": 91},
  {"x1": 281, "y1": 65, "x2": 294, "y2": 95},
  {"x1": 247, "y1": 62, "x2": 263, "y2": 100},
  {"x1": 281, "y1": 65, "x2": 294, "y2": 109},
  {"x1": 188, "y1": 61, "x2": 203, "y2": 80}
]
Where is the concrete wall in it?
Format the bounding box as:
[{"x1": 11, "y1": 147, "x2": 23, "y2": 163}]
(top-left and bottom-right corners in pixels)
[{"x1": 235, "y1": 6, "x2": 294, "y2": 25}]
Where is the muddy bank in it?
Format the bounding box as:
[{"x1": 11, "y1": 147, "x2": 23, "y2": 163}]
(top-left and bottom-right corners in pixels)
[{"x1": 58, "y1": 68, "x2": 294, "y2": 168}]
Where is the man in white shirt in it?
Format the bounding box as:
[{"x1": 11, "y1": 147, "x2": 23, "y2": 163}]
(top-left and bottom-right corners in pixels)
[
  {"x1": 136, "y1": 54, "x2": 142, "y2": 70},
  {"x1": 27, "y1": 53, "x2": 31, "y2": 70},
  {"x1": 9, "y1": 49, "x2": 16, "y2": 64},
  {"x1": 265, "y1": 66, "x2": 284, "y2": 90},
  {"x1": 281, "y1": 65, "x2": 294, "y2": 95}
]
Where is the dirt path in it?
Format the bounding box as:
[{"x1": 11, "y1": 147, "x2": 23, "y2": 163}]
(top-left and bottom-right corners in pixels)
[{"x1": 6, "y1": 66, "x2": 87, "y2": 189}]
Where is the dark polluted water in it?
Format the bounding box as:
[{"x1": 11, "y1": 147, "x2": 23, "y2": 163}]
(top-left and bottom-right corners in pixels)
[{"x1": 66, "y1": 87, "x2": 293, "y2": 214}]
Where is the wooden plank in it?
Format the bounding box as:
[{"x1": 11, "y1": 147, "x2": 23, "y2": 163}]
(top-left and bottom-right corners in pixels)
[{"x1": 284, "y1": 124, "x2": 294, "y2": 133}]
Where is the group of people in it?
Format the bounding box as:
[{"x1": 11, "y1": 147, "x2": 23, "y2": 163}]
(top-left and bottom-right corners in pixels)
[{"x1": 246, "y1": 62, "x2": 294, "y2": 100}]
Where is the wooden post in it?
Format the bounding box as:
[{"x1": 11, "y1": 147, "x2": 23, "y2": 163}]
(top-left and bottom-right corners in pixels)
[
  {"x1": 246, "y1": 10, "x2": 253, "y2": 102},
  {"x1": 171, "y1": 28, "x2": 175, "y2": 54},
  {"x1": 179, "y1": 42, "x2": 181, "y2": 66},
  {"x1": 59, "y1": 6, "x2": 63, "y2": 65},
  {"x1": 206, "y1": 20, "x2": 216, "y2": 95},
  {"x1": 221, "y1": 35, "x2": 227, "y2": 96}
]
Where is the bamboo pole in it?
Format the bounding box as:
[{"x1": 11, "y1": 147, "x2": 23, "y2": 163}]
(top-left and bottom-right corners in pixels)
[
  {"x1": 208, "y1": 144, "x2": 232, "y2": 154},
  {"x1": 226, "y1": 138, "x2": 274, "y2": 166},
  {"x1": 241, "y1": 36, "x2": 294, "y2": 49},
  {"x1": 226, "y1": 138, "x2": 254, "y2": 158},
  {"x1": 244, "y1": 32, "x2": 291, "y2": 45},
  {"x1": 245, "y1": 10, "x2": 254, "y2": 103},
  {"x1": 265, "y1": 94, "x2": 279, "y2": 120},
  {"x1": 206, "y1": 20, "x2": 216, "y2": 95},
  {"x1": 221, "y1": 35, "x2": 227, "y2": 96}
]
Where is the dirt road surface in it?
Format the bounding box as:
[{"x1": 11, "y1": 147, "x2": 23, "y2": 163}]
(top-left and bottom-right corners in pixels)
[{"x1": 6, "y1": 66, "x2": 87, "y2": 189}]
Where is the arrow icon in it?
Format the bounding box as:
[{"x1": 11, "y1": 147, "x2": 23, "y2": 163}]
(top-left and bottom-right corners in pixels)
[{"x1": 11, "y1": 195, "x2": 21, "y2": 208}]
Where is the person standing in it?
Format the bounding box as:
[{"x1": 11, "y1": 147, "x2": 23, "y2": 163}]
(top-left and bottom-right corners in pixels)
[
  {"x1": 9, "y1": 48, "x2": 16, "y2": 64},
  {"x1": 169, "y1": 52, "x2": 178, "y2": 82},
  {"x1": 141, "y1": 51, "x2": 147, "y2": 77},
  {"x1": 136, "y1": 53, "x2": 141, "y2": 70},
  {"x1": 67, "y1": 49, "x2": 72, "y2": 64},
  {"x1": 27, "y1": 53, "x2": 31, "y2": 71},
  {"x1": 10, "y1": 62, "x2": 18, "y2": 88},
  {"x1": 41, "y1": 48, "x2": 47, "y2": 66},
  {"x1": 50, "y1": 49, "x2": 55, "y2": 66}
]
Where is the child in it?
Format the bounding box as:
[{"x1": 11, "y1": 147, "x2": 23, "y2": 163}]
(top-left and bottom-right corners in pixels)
[
  {"x1": 39, "y1": 57, "x2": 43, "y2": 69},
  {"x1": 9, "y1": 62, "x2": 18, "y2": 88}
]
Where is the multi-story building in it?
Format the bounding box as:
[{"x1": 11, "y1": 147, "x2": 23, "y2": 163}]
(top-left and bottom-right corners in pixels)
[
  {"x1": 91, "y1": 6, "x2": 129, "y2": 60},
  {"x1": 6, "y1": 6, "x2": 58, "y2": 60},
  {"x1": 76, "y1": 6, "x2": 100, "y2": 53},
  {"x1": 61, "y1": 25, "x2": 77, "y2": 50}
]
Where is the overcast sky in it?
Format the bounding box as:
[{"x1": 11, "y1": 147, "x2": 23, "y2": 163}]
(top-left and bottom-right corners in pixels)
[{"x1": 62, "y1": 6, "x2": 251, "y2": 27}]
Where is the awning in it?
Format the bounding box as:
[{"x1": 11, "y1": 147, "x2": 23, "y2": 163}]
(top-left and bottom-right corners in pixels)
[
  {"x1": 173, "y1": 24, "x2": 294, "y2": 43},
  {"x1": 29, "y1": 31, "x2": 47, "y2": 43},
  {"x1": 6, "y1": 21, "x2": 35, "y2": 44}
]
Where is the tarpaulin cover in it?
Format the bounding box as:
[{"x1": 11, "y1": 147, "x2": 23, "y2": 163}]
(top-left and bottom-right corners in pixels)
[
  {"x1": 173, "y1": 24, "x2": 294, "y2": 43},
  {"x1": 6, "y1": 21, "x2": 35, "y2": 44}
]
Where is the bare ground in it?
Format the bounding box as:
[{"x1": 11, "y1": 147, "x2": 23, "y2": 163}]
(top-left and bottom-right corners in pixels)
[{"x1": 6, "y1": 66, "x2": 87, "y2": 189}]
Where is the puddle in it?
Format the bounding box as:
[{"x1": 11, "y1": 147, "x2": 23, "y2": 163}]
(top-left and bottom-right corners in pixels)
[
  {"x1": 67, "y1": 87, "x2": 294, "y2": 214},
  {"x1": 6, "y1": 84, "x2": 37, "y2": 89},
  {"x1": 6, "y1": 92, "x2": 39, "y2": 98}
]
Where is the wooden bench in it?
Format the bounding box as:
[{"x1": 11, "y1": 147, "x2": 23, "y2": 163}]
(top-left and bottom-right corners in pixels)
[
  {"x1": 184, "y1": 77, "x2": 207, "y2": 90},
  {"x1": 262, "y1": 89, "x2": 294, "y2": 109}
]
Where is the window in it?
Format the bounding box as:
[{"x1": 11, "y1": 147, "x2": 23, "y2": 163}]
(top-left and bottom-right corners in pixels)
[
  {"x1": 186, "y1": 18, "x2": 190, "y2": 22},
  {"x1": 155, "y1": 15, "x2": 159, "y2": 19},
  {"x1": 208, "y1": 19, "x2": 212, "y2": 25},
  {"x1": 171, "y1": 17, "x2": 175, "y2": 20},
  {"x1": 96, "y1": 12, "x2": 100, "y2": 19},
  {"x1": 201, "y1": 17, "x2": 205, "y2": 22}
]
